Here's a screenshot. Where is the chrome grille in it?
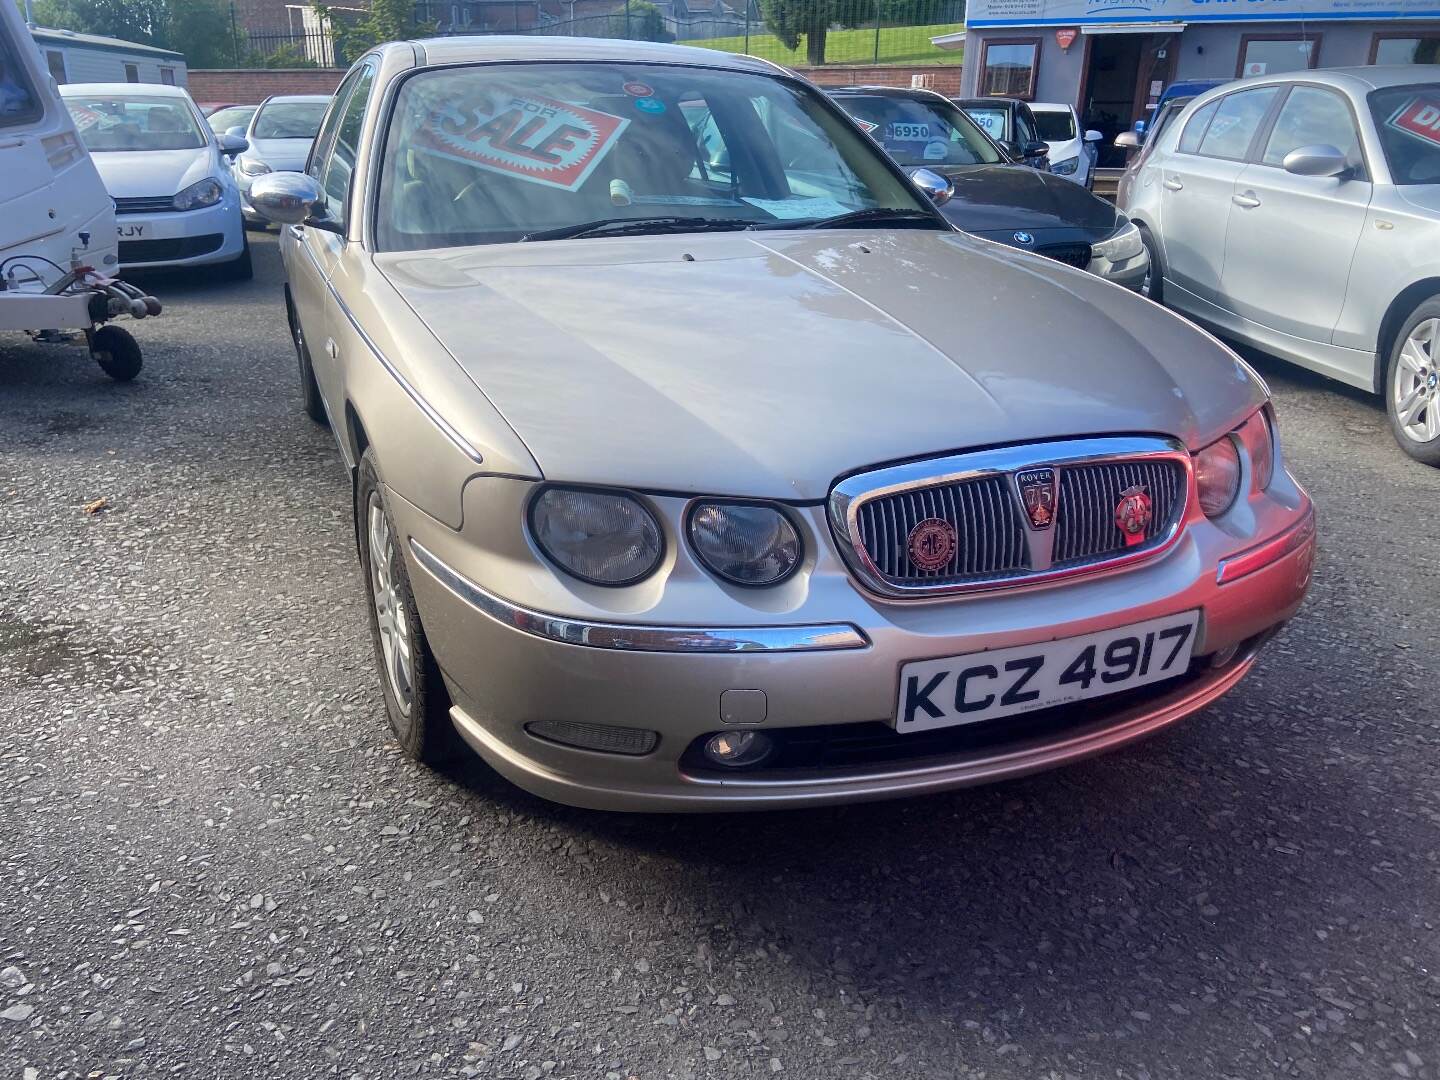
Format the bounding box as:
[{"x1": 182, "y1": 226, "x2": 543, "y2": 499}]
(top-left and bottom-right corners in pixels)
[
  {"x1": 855, "y1": 475, "x2": 1027, "y2": 584},
  {"x1": 114, "y1": 196, "x2": 174, "y2": 214},
  {"x1": 830, "y1": 437, "x2": 1191, "y2": 598},
  {"x1": 1052, "y1": 460, "x2": 1185, "y2": 566}
]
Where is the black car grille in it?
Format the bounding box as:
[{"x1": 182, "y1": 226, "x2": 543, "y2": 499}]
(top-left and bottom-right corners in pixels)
[
  {"x1": 119, "y1": 234, "x2": 225, "y2": 264},
  {"x1": 1036, "y1": 242, "x2": 1091, "y2": 269},
  {"x1": 114, "y1": 195, "x2": 175, "y2": 214},
  {"x1": 844, "y1": 453, "x2": 1188, "y2": 592}
]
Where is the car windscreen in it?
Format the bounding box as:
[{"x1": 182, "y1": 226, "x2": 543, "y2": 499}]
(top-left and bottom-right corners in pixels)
[
  {"x1": 374, "y1": 63, "x2": 930, "y2": 251},
  {"x1": 962, "y1": 106, "x2": 1007, "y2": 142},
  {"x1": 66, "y1": 96, "x2": 206, "y2": 151},
  {"x1": 1032, "y1": 110, "x2": 1076, "y2": 142},
  {"x1": 208, "y1": 105, "x2": 256, "y2": 133},
  {"x1": 836, "y1": 94, "x2": 1003, "y2": 168},
  {"x1": 1368, "y1": 85, "x2": 1440, "y2": 186},
  {"x1": 0, "y1": 31, "x2": 42, "y2": 129},
  {"x1": 253, "y1": 101, "x2": 327, "y2": 139}
]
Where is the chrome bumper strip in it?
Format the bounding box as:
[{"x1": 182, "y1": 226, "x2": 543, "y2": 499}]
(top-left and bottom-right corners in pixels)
[{"x1": 409, "y1": 538, "x2": 869, "y2": 654}]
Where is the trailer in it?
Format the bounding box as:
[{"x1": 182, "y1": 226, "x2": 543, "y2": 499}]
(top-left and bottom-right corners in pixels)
[{"x1": 30, "y1": 26, "x2": 187, "y2": 89}]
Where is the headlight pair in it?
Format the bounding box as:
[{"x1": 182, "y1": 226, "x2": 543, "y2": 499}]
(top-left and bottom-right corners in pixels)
[
  {"x1": 172, "y1": 177, "x2": 224, "y2": 211},
  {"x1": 1194, "y1": 409, "x2": 1276, "y2": 517},
  {"x1": 1091, "y1": 220, "x2": 1144, "y2": 263},
  {"x1": 529, "y1": 488, "x2": 801, "y2": 588}
]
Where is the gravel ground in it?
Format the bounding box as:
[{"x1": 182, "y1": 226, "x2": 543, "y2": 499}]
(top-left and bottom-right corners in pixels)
[{"x1": 2, "y1": 232, "x2": 1438, "y2": 1080}]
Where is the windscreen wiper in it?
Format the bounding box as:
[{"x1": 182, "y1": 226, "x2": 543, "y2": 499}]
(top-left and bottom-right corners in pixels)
[
  {"x1": 520, "y1": 216, "x2": 757, "y2": 242},
  {"x1": 762, "y1": 207, "x2": 947, "y2": 231}
]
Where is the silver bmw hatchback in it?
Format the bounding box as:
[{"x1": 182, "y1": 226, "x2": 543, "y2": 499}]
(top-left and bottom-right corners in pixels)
[
  {"x1": 1119, "y1": 66, "x2": 1440, "y2": 466},
  {"x1": 252, "y1": 37, "x2": 1315, "y2": 811}
]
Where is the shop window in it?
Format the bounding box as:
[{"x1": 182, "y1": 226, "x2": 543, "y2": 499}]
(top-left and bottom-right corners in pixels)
[
  {"x1": 1237, "y1": 35, "x2": 1320, "y2": 78},
  {"x1": 1371, "y1": 33, "x2": 1440, "y2": 64},
  {"x1": 979, "y1": 39, "x2": 1040, "y2": 100}
]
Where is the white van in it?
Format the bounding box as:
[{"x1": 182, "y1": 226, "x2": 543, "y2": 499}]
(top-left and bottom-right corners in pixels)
[{"x1": 0, "y1": 1, "x2": 158, "y2": 379}]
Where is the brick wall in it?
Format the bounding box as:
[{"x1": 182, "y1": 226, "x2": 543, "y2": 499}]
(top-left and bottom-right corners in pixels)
[{"x1": 188, "y1": 62, "x2": 962, "y2": 104}]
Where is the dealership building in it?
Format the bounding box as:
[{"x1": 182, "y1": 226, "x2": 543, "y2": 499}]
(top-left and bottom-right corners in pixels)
[{"x1": 949, "y1": 0, "x2": 1440, "y2": 162}]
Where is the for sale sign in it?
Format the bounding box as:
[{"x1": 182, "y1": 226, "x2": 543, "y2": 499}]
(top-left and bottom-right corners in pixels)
[
  {"x1": 1387, "y1": 96, "x2": 1440, "y2": 148},
  {"x1": 414, "y1": 93, "x2": 629, "y2": 192}
]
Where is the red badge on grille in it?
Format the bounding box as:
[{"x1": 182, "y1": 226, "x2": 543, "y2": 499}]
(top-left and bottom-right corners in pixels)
[
  {"x1": 907, "y1": 517, "x2": 957, "y2": 572},
  {"x1": 1115, "y1": 485, "x2": 1152, "y2": 546}
]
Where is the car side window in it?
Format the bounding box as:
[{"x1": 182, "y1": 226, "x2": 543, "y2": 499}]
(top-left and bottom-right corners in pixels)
[
  {"x1": 1017, "y1": 108, "x2": 1041, "y2": 146},
  {"x1": 1196, "y1": 87, "x2": 1280, "y2": 161},
  {"x1": 1261, "y1": 86, "x2": 1362, "y2": 168},
  {"x1": 306, "y1": 69, "x2": 363, "y2": 183},
  {"x1": 321, "y1": 65, "x2": 375, "y2": 225},
  {"x1": 1178, "y1": 100, "x2": 1220, "y2": 154}
]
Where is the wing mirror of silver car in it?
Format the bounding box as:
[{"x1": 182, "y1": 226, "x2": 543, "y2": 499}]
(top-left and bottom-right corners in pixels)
[
  {"x1": 910, "y1": 168, "x2": 954, "y2": 207},
  {"x1": 249, "y1": 172, "x2": 343, "y2": 233},
  {"x1": 1114, "y1": 130, "x2": 1142, "y2": 150},
  {"x1": 218, "y1": 132, "x2": 249, "y2": 157},
  {"x1": 1084, "y1": 129, "x2": 1104, "y2": 143},
  {"x1": 1282, "y1": 144, "x2": 1351, "y2": 179}
]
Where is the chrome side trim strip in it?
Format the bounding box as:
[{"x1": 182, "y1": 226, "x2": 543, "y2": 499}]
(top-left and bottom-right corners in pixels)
[
  {"x1": 325, "y1": 280, "x2": 485, "y2": 464},
  {"x1": 409, "y1": 538, "x2": 869, "y2": 654}
]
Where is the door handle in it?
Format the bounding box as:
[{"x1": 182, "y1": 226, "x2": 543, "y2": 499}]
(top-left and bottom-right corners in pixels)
[
  {"x1": 325, "y1": 337, "x2": 339, "y2": 360},
  {"x1": 1232, "y1": 192, "x2": 1262, "y2": 208},
  {"x1": 1163, "y1": 177, "x2": 1183, "y2": 191},
  {"x1": 287, "y1": 224, "x2": 305, "y2": 237}
]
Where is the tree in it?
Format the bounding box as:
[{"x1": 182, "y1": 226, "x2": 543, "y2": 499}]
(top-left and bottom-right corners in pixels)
[
  {"x1": 608, "y1": 0, "x2": 672, "y2": 42},
  {"x1": 757, "y1": 0, "x2": 956, "y2": 65},
  {"x1": 19, "y1": 0, "x2": 232, "y2": 69},
  {"x1": 315, "y1": 0, "x2": 435, "y2": 64}
]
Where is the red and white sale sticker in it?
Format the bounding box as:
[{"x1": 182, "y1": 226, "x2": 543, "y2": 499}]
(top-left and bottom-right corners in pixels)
[
  {"x1": 414, "y1": 93, "x2": 629, "y2": 192},
  {"x1": 1387, "y1": 96, "x2": 1440, "y2": 148},
  {"x1": 855, "y1": 118, "x2": 878, "y2": 134},
  {"x1": 69, "y1": 105, "x2": 103, "y2": 132}
]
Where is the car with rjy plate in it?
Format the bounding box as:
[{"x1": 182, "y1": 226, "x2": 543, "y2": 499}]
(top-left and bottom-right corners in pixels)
[{"x1": 251, "y1": 37, "x2": 1315, "y2": 812}]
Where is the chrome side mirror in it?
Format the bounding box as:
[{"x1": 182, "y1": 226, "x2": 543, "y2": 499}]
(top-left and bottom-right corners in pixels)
[
  {"x1": 249, "y1": 171, "x2": 339, "y2": 232},
  {"x1": 225, "y1": 125, "x2": 247, "y2": 139},
  {"x1": 218, "y1": 132, "x2": 248, "y2": 157},
  {"x1": 1282, "y1": 144, "x2": 1350, "y2": 178},
  {"x1": 910, "y1": 168, "x2": 954, "y2": 207},
  {"x1": 1114, "y1": 130, "x2": 1142, "y2": 150},
  {"x1": 1084, "y1": 129, "x2": 1104, "y2": 143}
]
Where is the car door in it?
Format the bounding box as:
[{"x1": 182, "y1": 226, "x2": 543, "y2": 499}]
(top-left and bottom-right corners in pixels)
[
  {"x1": 301, "y1": 62, "x2": 376, "y2": 414},
  {"x1": 1015, "y1": 104, "x2": 1048, "y2": 170},
  {"x1": 1158, "y1": 86, "x2": 1281, "y2": 304},
  {"x1": 1218, "y1": 84, "x2": 1373, "y2": 343},
  {"x1": 286, "y1": 66, "x2": 363, "y2": 397}
]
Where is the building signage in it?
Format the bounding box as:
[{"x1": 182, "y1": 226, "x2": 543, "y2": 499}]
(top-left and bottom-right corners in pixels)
[
  {"x1": 1055, "y1": 27, "x2": 1078, "y2": 46},
  {"x1": 967, "y1": 0, "x2": 1440, "y2": 29}
]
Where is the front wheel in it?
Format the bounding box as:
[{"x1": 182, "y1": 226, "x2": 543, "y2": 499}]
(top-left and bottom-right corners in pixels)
[
  {"x1": 1385, "y1": 297, "x2": 1440, "y2": 467},
  {"x1": 356, "y1": 449, "x2": 460, "y2": 764},
  {"x1": 287, "y1": 293, "x2": 326, "y2": 424},
  {"x1": 90, "y1": 325, "x2": 142, "y2": 381}
]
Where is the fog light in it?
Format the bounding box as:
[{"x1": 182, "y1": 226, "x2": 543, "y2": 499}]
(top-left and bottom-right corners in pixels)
[
  {"x1": 702, "y1": 730, "x2": 773, "y2": 768},
  {"x1": 525, "y1": 720, "x2": 658, "y2": 756},
  {"x1": 1209, "y1": 644, "x2": 1239, "y2": 669}
]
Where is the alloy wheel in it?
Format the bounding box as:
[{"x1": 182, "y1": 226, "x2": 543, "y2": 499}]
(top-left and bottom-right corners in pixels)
[
  {"x1": 367, "y1": 493, "x2": 414, "y2": 716},
  {"x1": 1393, "y1": 318, "x2": 1440, "y2": 444}
]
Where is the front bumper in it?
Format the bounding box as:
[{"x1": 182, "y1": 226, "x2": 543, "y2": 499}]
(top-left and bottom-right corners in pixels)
[
  {"x1": 390, "y1": 477, "x2": 1315, "y2": 812},
  {"x1": 1089, "y1": 244, "x2": 1150, "y2": 291},
  {"x1": 116, "y1": 197, "x2": 245, "y2": 270}
]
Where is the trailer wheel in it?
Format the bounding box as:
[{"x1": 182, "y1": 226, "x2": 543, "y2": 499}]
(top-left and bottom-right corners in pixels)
[{"x1": 91, "y1": 325, "x2": 143, "y2": 382}]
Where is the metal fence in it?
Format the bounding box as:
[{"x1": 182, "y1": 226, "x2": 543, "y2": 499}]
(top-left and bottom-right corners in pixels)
[{"x1": 246, "y1": 1, "x2": 965, "y2": 70}]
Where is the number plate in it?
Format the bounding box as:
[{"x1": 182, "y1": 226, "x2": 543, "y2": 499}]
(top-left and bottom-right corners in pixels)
[
  {"x1": 118, "y1": 225, "x2": 144, "y2": 238},
  {"x1": 894, "y1": 611, "x2": 1200, "y2": 733}
]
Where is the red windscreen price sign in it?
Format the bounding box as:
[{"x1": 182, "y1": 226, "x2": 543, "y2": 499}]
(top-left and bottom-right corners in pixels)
[{"x1": 1387, "y1": 97, "x2": 1440, "y2": 148}]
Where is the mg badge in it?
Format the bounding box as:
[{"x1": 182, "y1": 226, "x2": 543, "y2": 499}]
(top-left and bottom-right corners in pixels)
[
  {"x1": 907, "y1": 517, "x2": 957, "y2": 572},
  {"x1": 1013, "y1": 231, "x2": 1035, "y2": 246},
  {"x1": 1115, "y1": 485, "x2": 1152, "y2": 546},
  {"x1": 1016, "y1": 468, "x2": 1057, "y2": 530}
]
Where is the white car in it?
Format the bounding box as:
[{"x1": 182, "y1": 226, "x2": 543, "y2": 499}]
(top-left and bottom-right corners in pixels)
[
  {"x1": 1031, "y1": 102, "x2": 1102, "y2": 187},
  {"x1": 232, "y1": 94, "x2": 330, "y2": 226},
  {"x1": 61, "y1": 83, "x2": 251, "y2": 278}
]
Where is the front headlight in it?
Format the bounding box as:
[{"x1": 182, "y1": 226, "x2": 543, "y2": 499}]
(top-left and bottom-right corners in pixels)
[
  {"x1": 1194, "y1": 435, "x2": 1242, "y2": 517},
  {"x1": 1091, "y1": 220, "x2": 1144, "y2": 263},
  {"x1": 688, "y1": 503, "x2": 802, "y2": 586},
  {"x1": 1234, "y1": 409, "x2": 1275, "y2": 492},
  {"x1": 529, "y1": 487, "x2": 663, "y2": 587},
  {"x1": 238, "y1": 157, "x2": 271, "y2": 177},
  {"x1": 1050, "y1": 156, "x2": 1079, "y2": 175},
  {"x1": 172, "y1": 177, "x2": 224, "y2": 211}
]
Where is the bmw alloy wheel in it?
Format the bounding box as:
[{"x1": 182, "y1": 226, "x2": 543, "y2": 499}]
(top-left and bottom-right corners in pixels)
[
  {"x1": 367, "y1": 492, "x2": 414, "y2": 716},
  {"x1": 1393, "y1": 317, "x2": 1439, "y2": 445}
]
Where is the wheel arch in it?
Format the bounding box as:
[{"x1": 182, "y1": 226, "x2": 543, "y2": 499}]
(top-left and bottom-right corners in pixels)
[
  {"x1": 1375, "y1": 279, "x2": 1440, "y2": 393},
  {"x1": 346, "y1": 401, "x2": 371, "y2": 552}
]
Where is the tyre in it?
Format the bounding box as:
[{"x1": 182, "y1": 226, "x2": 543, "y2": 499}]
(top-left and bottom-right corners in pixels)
[
  {"x1": 90, "y1": 325, "x2": 142, "y2": 381},
  {"x1": 216, "y1": 235, "x2": 253, "y2": 281},
  {"x1": 1384, "y1": 295, "x2": 1440, "y2": 467},
  {"x1": 287, "y1": 292, "x2": 326, "y2": 424},
  {"x1": 1138, "y1": 225, "x2": 1163, "y2": 304},
  {"x1": 356, "y1": 448, "x2": 460, "y2": 765}
]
